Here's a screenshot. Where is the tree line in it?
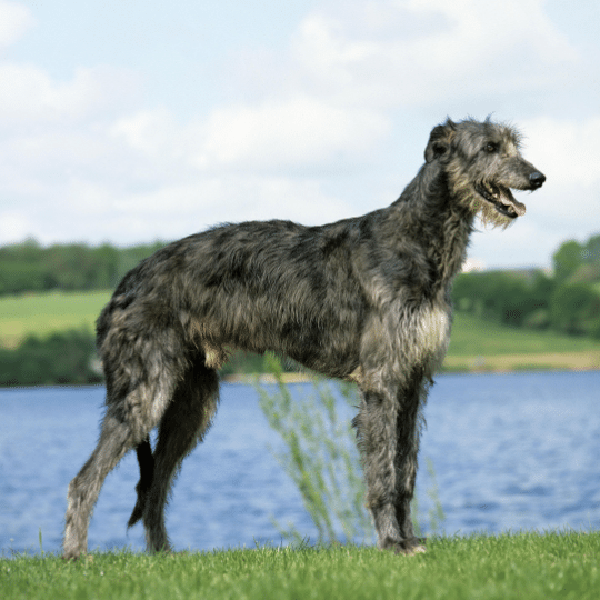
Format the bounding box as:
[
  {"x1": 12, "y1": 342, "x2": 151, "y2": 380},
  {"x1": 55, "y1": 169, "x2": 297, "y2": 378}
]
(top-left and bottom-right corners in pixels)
[
  {"x1": 0, "y1": 238, "x2": 166, "y2": 295},
  {"x1": 1, "y1": 233, "x2": 599, "y2": 386},
  {"x1": 0, "y1": 329, "x2": 101, "y2": 387},
  {"x1": 452, "y1": 233, "x2": 600, "y2": 339}
]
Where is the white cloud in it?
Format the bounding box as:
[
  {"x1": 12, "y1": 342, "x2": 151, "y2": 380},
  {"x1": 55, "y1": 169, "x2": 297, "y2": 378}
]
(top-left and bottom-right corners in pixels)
[
  {"x1": 291, "y1": 0, "x2": 579, "y2": 108},
  {"x1": 0, "y1": 64, "x2": 141, "y2": 128},
  {"x1": 193, "y1": 97, "x2": 389, "y2": 172},
  {"x1": 109, "y1": 97, "x2": 389, "y2": 176},
  {"x1": 0, "y1": 0, "x2": 597, "y2": 273},
  {"x1": 522, "y1": 116, "x2": 600, "y2": 188},
  {"x1": 109, "y1": 108, "x2": 194, "y2": 183},
  {"x1": 0, "y1": 210, "x2": 30, "y2": 244},
  {"x1": 516, "y1": 117, "x2": 600, "y2": 236},
  {"x1": 110, "y1": 109, "x2": 179, "y2": 157},
  {"x1": 47, "y1": 174, "x2": 354, "y2": 244},
  {"x1": 0, "y1": 0, "x2": 32, "y2": 48}
]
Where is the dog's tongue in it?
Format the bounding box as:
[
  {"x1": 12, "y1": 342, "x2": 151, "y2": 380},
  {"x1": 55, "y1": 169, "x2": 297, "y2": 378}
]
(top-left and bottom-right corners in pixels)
[{"x1": 501, "y1": 191, "x2": 526, "y2": 217}]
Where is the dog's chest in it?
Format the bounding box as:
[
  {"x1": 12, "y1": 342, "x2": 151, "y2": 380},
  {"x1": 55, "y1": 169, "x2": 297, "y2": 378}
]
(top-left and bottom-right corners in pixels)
[{"x1": 414, "y1": 303, "x2": 451, "y2": 366}]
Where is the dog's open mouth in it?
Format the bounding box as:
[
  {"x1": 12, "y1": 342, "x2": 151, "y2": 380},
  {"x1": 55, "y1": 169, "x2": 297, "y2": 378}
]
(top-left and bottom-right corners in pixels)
[{"x1": 475, "y1": 183, "x2": 526, "y2": 219}]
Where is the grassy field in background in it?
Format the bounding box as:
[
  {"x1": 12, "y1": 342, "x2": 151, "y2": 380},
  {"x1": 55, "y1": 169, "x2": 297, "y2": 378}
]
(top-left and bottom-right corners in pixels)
[
  {"x1": 1, "y1": 291, "x2": 600, "y2": 370},
  {"x1": 2, "y1": 532, "x2": 599, "y2": 600},
  {"x1": 0, "y1": 291, "x2": 111, "y2": 348},
  {"x1": 446, "y1": 313, "x2": 600, "y2": 371}
]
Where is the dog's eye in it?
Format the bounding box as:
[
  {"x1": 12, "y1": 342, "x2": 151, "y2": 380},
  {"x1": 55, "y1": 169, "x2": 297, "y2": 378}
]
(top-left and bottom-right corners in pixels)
[{"x1": 485, "y1": 142, "x2": 499, "y2": 153}]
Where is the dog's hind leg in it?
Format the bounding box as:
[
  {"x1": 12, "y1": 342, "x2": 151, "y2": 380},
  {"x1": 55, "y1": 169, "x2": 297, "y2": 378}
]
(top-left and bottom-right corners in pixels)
[
  {"x1": 140, "y1": 365, "x2": 219, "y2": 553},
  {"x1": 127, "y1": 437, "x2": 154, "y2": 529},
  {"x1": 63, "y1": 366, "x2": 180, "y2": 561},
  {"x1": 63, "y1": 409, "x2": 135, "y2": 560}
]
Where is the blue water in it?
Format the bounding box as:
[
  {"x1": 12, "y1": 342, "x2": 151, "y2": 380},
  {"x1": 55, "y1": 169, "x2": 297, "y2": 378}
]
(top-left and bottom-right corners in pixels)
[{"x1": 1, "y1": 371, "x2": 599, "y2": 556}]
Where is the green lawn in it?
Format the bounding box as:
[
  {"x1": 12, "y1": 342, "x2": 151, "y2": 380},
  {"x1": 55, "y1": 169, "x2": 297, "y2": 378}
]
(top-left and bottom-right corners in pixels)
[
  {"x1": 0, "y1": 291, "x2": 111, "y2": 347},
  {"x1": 2, "y1": 532, "x2": 599, "y2": 600},
  {"x1": 449, "y1": 312, "x2": 600, "y2": 356}
]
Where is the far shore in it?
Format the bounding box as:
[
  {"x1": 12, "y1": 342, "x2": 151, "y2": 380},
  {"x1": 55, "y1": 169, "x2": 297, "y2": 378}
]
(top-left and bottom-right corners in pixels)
[
  {"x1": 1, "y1": 351, "x2": 598, "y2": 389},
  {"x1": 442, "y1": 350, "x2": 600, "y2": 373},
  {"x1": 222, "y1": 350, "x2": 600, "y2": 383}
]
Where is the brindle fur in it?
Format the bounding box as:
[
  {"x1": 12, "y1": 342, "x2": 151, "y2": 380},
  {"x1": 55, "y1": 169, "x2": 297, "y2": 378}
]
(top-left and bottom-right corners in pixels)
[{"x1": 62, "y1": 118, "x2": 545, "y2": 559}]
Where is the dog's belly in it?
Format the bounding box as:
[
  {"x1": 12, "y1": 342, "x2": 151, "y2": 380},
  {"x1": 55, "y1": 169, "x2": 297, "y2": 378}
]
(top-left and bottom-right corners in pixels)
[{"x1": 189, "y1": 298, "x2": 363, "y2": 378}]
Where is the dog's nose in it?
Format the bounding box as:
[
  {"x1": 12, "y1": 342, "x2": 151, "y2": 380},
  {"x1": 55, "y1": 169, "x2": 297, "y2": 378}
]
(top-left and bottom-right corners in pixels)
[{"x1": 529, "y1": 171, "x2": 546, "y2": 188}]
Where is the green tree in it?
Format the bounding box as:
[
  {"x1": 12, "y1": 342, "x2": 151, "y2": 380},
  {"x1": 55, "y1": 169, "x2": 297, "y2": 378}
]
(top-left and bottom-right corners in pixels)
[
  {"x1": 0, "y1": 329, "x2": 100, "y2": 386},
  {"x1": 550, "y1": 283, "x2": 600, "y2": 336},
  {"x1": 552, "y1": 240, "x2": 583, "y2": 283},
  {"x1": 452, "y1": 270, "x2": 547, "y2": 327},
  {"x1": 583, "y1": 234, "x2": 600, "y2": 263}
]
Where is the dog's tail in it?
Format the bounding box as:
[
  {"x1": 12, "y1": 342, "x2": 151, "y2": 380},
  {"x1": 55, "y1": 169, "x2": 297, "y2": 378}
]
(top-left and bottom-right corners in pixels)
[{"x1": 127, "y1": 437, "x2": 154, "y2": 528}]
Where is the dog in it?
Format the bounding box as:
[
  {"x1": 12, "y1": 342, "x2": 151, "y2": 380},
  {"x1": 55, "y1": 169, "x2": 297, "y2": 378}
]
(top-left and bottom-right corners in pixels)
[{"x1": 62, "y1": 117, "x2": 545, "y2": 559}]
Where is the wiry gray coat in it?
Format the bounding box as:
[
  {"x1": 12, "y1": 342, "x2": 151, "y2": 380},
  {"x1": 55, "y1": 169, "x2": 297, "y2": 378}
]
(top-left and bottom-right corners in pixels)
[{"x1": 63, "y1": 118, "x2": 545, "y2": 559}]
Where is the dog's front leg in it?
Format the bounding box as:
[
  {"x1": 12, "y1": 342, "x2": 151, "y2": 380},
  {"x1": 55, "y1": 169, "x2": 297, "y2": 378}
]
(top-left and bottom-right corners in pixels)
[{"x1": 355, "y1": 379, "x2": 426, "y2": 554}]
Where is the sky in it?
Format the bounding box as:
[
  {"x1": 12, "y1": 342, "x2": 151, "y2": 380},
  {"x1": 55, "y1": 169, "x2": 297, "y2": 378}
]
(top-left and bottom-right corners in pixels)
[{"x1": 0, "y1": 0, "x2": 598, "y2": 269}]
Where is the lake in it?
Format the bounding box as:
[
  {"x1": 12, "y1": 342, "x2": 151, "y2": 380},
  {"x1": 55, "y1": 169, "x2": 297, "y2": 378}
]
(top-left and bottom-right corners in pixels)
[{"x1": 1, "y1": 371, "x2": 599, "y2": 556}]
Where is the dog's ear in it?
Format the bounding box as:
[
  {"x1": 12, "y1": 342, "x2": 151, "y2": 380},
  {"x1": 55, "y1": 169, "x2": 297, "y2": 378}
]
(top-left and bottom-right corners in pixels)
[{"x1": 424, "y1": 120, "x2": 456, "y2": 163}]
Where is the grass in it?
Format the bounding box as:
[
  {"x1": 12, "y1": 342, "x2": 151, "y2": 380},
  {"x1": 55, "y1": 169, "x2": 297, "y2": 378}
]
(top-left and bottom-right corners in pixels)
[
  {"x1": 1, "y1": 292, "x2": 600, "y2": 370},
  {"x1": 2, "y1": 532, "x2": 599, "y2": 599},
  {"x1": 446, "y1": 313, "x2": 600, "y2": 371},
  {"x1": 0, "y1": 290, "x2": 111, "y2": 348},
  {"x1": 449, "y1": 313, "x2": 600, "y2": 356}
]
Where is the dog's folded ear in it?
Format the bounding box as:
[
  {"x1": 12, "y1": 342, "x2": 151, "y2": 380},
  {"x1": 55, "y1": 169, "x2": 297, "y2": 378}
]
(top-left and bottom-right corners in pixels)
[{"x1": 424, "y1": 119, "x2": 456, "y2": 163}]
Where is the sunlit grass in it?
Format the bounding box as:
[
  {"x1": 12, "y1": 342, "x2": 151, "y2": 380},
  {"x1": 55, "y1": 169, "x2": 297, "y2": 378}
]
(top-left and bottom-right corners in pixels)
[
  {"x1": 0, "y1": 291, "x2": 111, "y2": 347},
  {"x1": 449, "y1": 313, "x2": 600, "y2": 356},
  {"x1": 2, "y1": 532, "x2": 599, "y2": 600}
]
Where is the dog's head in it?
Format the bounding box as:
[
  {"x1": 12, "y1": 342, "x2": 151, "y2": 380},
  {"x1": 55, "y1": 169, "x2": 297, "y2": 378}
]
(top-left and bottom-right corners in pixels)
[{"x1": 425, "y1": 118, "x2": 546, "y2": 227}]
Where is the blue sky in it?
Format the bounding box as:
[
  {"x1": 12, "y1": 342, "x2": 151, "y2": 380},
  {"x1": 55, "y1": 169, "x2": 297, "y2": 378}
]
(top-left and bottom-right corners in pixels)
[{"x1": 0, "y1": 0, "x2": 598, "y2": 268}]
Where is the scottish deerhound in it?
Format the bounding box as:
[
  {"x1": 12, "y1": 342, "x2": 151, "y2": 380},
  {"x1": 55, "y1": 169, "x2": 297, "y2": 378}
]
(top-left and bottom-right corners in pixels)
[{"x1": 62, "y1": 118, "x2": 545, "y2": 560}]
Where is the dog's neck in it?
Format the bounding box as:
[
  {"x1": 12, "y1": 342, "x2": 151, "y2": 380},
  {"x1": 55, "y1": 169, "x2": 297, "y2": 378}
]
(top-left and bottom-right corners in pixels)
[{"x1": 388, "y1": 164, "x2": 475, "y2": 294}]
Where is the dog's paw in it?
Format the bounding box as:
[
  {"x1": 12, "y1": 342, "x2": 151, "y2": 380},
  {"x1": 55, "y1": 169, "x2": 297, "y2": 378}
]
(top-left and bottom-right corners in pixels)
[{"x1": 380, "y1": 536, "x2": 427, "y2": 555}]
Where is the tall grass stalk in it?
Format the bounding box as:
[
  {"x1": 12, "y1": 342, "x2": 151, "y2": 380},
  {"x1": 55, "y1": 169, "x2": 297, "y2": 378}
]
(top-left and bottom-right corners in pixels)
[
  {"x1": 256, "y1": 355, "x2": 446, "y2": 545},
  {"x1": 256, "y1": 354, "x2": 373, "y2": 544}
]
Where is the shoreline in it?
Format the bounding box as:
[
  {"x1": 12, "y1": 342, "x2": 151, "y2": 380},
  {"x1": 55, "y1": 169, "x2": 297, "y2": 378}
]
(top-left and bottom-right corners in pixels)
[
  {"x1": 1, "y1": 352, "x2": 599, "y2": 389},
  {"x1": 222, "y1": 350, "x2": 600, "y2": 383},
  {"x1": 442, "y1": 350, "x2": 600, "y2": 373}
]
